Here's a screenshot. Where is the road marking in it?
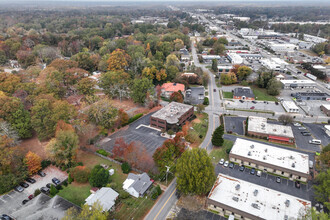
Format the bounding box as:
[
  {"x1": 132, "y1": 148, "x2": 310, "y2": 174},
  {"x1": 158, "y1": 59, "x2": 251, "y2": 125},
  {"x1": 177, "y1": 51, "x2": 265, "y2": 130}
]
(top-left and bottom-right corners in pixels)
[
  {"x1": 0, "y1": 197, "x2": 6, "y2": 203},
  {"x1": 153, "y1": 188, "x2": 177, "y2": 220}
]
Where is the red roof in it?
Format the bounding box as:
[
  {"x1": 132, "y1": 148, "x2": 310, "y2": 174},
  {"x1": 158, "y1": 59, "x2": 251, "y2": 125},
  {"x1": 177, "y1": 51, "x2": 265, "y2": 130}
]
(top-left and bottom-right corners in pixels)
[
  {"x1": 268, "y1": 135, "x2": 290, "y2": 142},
  {"x1": 161, "y1": 83, "x2": 185, "y2": 93}
]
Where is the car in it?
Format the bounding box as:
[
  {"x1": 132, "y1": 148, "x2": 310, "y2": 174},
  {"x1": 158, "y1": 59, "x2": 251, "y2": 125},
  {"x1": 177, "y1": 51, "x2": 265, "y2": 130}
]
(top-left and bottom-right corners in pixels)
[
  {"x1": 26, "y1": 177, "x2": 36, "y2": 184},
  {"x1": 28, "y1": 194, "x2": 34, "y2": 200},
  {"x1": 19, "y1": 182, "x2": 29, "y2": 188},
  {"x1": 250, "y1": 106, "x2": 255, "y2": 109},
  {"x1": 22, "y1": 199, "x2": 29, "y2": 205},
  {"x1": 301, "y1": 132, "x2": 311, "y2": 136},
  {"x1": 213, "y1": 89, "x2": 216, "y2": 92},
  {"x1": 295, "y1": 181, "x2": 301, "y2": 189},
  {"x1": 46, "y1": 183, "x2": 54, "y2": 188},
  {"x1": 229, "y1": 162, "x2": 234, "y2": 169},
  {"x1": 40, "y1": 187, "x2": 50, "y2": 194},
  {"x1": 293, "y1": 123, "x2": 301, "y2": 127},
  {"x1": 275, "y1": 101, "x2": 279, "y2": 105},
  {"x1": 239, "y1": 100, "x2": 244, "y2": 103},
  {"x1": 250, "y1": 168, "x2": 256, "y2": 175},
  {"x1": 256, "y1": 170, "x2": 262, "y2": 177},
  {"x1": 1, "y1": 214, "x2": 12, "y2": 220},
  {"x1": 239, "y1": 165, "x2": 245, "y2": 172},
  {"x1": 298, "y1": 127, "x2": 306, "y2": 130},
  {"x1": 38, "y1": 170, "x2": 46, "y2": 177},
  {"x1": 219, "y1": 158, "x2": 225, "y2": 165},
  {"x1": 52, "y1": 178, "x2": 61, "y2": 185},
  {"x1": 276, "y1": 177, "x2": 281, "y2": 183},
  {"x1": 224, "y1": 161, "x2": 229, "y2": 167},
  {"x1": 309, "y1": 139, "x2": 321, "y2": 145},
  {"x1": 252, "y1": 101, "x2": 257, "y2": 104},
  {"x1": 14, "y1": 185, "x2": 24, "y2": 192}
]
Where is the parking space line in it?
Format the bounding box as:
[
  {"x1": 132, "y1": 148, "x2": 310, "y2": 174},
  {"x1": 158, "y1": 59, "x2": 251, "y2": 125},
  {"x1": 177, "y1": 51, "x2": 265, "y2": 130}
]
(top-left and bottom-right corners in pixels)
[{"x1": 0, "y1": 197, "x2": 6, "y2": 203}]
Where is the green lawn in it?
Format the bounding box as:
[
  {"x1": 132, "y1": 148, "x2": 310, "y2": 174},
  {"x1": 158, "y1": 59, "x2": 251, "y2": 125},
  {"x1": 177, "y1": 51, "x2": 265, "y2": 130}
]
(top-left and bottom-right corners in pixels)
[
  {"x1": 251, "y1": 86, "x2": 278, "y2": 102},
  {"x1": 223, "y1": 91, "x2": 233, "y2": 99},
  {"x1": 209, "y1": 140, "x2": 234, "y2": 164},
  {"x1": 58, "y1": 184, "x2": 91, "y2": 206},
  {"x1": 185, "y1": 113, "x2": 208, "y2": 147}
]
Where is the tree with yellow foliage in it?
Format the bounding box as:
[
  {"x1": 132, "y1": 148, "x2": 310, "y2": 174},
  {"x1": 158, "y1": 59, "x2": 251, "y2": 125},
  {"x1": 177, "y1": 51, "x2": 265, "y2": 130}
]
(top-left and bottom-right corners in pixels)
[
  {"x1": 107, "y1": 49, "x2": 130, "y2": 72},
  {"x1": 25, "y1": 151, "x2": 42, "y2": 175}
]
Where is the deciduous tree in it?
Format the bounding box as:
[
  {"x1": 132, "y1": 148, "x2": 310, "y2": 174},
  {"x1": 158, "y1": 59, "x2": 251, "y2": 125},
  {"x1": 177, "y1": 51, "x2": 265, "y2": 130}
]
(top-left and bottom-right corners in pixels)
[
  {"x1": 99, "y1": 71, "x2": 131, "y2": 101},
  {"x1": 170, "y1": 91, "x2": 184, "y2": 103},
  {"x1": 267, "y1": 78, "x2": 282, "y2": 96},
  {"x1": 89, "y1": 165, "x2": 110, "y2": 187},
  {"x1": 77, "y1": 78, "x2": 96, "y2": 96},
  {"x1": 107, "y1": 49, "x2": 130, "y2": 72},
  {"x1": 25, "y1": 151, "x2": 42, "y2": 175},
  {"x1": 87, "y1": 99, "x2": 118, "y2": 129},
  {"x1": 63, "y1": 202, "x2": 108, "y2": 220},
  {"x1": 237, "y1": 66, "x2": 252, "y2": 81},
  {"x1": 131, "y1": 77, "x2": 154, "y2": 104}
]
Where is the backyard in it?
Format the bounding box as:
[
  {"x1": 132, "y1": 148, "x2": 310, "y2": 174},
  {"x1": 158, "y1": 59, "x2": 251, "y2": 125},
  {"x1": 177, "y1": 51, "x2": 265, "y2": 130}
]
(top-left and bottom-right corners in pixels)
[
  {"x1": 58, "y1": 183, "x2": 91, "y2": 206},
  {"x1": 209, "y1": 140, "x2": 234, "y2": 164},
  {"x1": 251, "y1": 86, "x2": 278, "y2": 102},
  {"x1": 185, "y1": 113, "x2": 208, "y2": 148}
]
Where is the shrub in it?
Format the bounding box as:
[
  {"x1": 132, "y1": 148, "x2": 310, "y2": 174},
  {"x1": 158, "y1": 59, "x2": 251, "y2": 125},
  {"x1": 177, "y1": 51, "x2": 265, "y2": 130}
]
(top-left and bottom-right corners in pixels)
[
  {"x1": 41, "y1": 160, "x2": 52, "y2": 169},
  {"x1": 55, "y1": 184, "x2": 62, "y2": 190},
  {"x1": 151, "y1": 192, "x2": 158, "y2": 200},
  {"x1": 241, "y1": 80, "x2": 249, "y2": 86},
  {"x1": 108, "y1": 182, "x2": 117, "y2": 190},
  {"x1": 121, "y1": 162, "x2": 131, "y2": 174},
  {"x1": 167, "y1": 129, "x2": 174, "y2": 135},
  {"x1": 127, "y1": 113, "x2": 143, "y2": 124},
  {"x1": 119, "y1": 190, "x2": 130, "y2": 200},
  {"x1": 50, "y1": 185, "x2": 59, "y2": 196},
  {"x1": 89, "y1": 165, "x2": 110, "y2": 187},
  {"x1": 72, "y1": 166, "x2": 90, "y2": 183},
  {"x1": 76, "y1": 162, "x2": 83, "y2": 166},
  {"x1": 96, "y1": 149, "x2": 109, "y2": 157},
  {"x1": 34, "y1": 189, "x2": 41, "y2": 197},
  {"x1": 156, "y1": 185, "x2": 162, "y2": 195},
  {"x1": 62, "y1": 180, "x2": 68, "y2": 186},
  {"x1": 68, "y1": 173, "x2": 73, "y2": 184},
  {"x1": 203, "y1": 97, "x2": 209, "y2": 105}
]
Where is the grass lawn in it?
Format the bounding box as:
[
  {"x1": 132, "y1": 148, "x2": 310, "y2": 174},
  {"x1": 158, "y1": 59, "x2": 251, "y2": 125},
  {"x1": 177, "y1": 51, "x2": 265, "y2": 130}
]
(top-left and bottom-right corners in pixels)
[
  {"x1": 58, "y1": 183, "x2": 91, "y2": 206},
  {"x1": 223, "y1": 91, "x2": 233, "y2": 99},
  {"x1": 209, "y1": 140, "x2": 234, "y2": 164},
  {"x1": 186, "y1": 113, "x2": 208, "y2": 147},
  {"x1": 251, "y1": 86, "x2": 278, "y2": 102}
]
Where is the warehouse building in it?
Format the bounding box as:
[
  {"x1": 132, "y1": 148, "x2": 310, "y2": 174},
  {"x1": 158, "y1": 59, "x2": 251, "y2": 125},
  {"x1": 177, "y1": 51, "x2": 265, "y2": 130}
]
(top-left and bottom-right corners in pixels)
[
  {"x1": 150, "y1": 102, "x2": 194, "y2": 131},
  {"x1": 229, "y1": 138, "x2": 310, "y2": 181},
  {"x1": 282, "y1": 101, "x2": 299, "y2": 113},
  {"x1": 280, "y1": 80, "x2": 316, "y2": 89},
  {"x1": 295, "y1": 92, "x2": 329, "y2": 101},
  {"x1": 207, "y1": 174, "x2": 311, "y2": 220},
  {"x1": 227, "y1": 53, "x2": 244, "y2": 64}
]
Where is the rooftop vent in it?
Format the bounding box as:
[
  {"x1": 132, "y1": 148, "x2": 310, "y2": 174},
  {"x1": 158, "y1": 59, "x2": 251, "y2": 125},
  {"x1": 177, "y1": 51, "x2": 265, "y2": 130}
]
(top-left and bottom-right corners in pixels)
[
  {"x1": 250, "y1": 145, "x2": 254, "y2": 149},
  {"x1": 284, "y1": 130, "x2": 287, "y2": 133},
  {"x1": 232, "y1": 196, "x2": 239, "y2": 202},
  {"x1": 284, "y1": 215, "x2": 288, "y2": 220},
  {"x1": 263, "y1": 156, "x2": 267, "y2": 160},
  {"x1": 285, "y1": 200, "x2": 290, "y2": 207},
  {"x1": 235, "y1": 184, "x2": 240, "y2": 190},
  {"x1": 265, "y1": 148, "x2": 268, "y2": 153},
  {"x1": 292, "y1": 163, "x2": 295, "y2": 168},
  {"x1": 290, "y1": 155, "x2": 294, "y2": 159},
  {"x1": 251, "y1": 203, "x2": 260, "y2": 210},
  {"x1": 253, "y1": 190, "x2": 258, "y2": 196},
  {"x1": 248, "y1": 151, "x2": 252, "y2": 156},
  {"x1": 261, "y1": 123, "x2": 265, "y2": 127}
]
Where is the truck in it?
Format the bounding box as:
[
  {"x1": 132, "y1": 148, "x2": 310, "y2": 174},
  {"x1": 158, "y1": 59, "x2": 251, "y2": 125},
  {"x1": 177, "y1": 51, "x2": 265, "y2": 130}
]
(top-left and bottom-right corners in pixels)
[{"x1": 304, "y1": 73, "x2": 317, "y2": 81}]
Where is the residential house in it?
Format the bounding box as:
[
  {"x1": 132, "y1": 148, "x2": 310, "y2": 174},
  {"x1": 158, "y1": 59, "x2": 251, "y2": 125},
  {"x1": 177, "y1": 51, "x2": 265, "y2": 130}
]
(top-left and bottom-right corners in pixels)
[
  {"x1": 161, "y1": 82, "x2": 185, "y2": 98},
  {"x1": 123, "y1": 173, "x2": 153, "y2": 198},
  {"x1": 85, "y1": 187, "x2": 119, "y2": 212}
]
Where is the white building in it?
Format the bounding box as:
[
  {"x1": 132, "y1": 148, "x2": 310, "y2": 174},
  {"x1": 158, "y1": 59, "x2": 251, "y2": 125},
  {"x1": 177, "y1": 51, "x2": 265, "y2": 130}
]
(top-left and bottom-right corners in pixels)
[
  {"x1": 233, "y1": 17, "x2": 250, "y2": 21},
  {"x1": 282, "y1": 101, "x2": 299, "y2": 113},
  {"x1": 207, "y1": 174, "x2": 311, "y2": 220},
  {"x1": 227, "y1": 53, "x2": 244, "y2": 64},
  {"x1": 269, "y1": 43, "x2": 297, "y2": 53},
  {"x1": 280, "y1": 80, "x2": 316, "y2": 89},
  {"x1": 85, "y1": 187, "x2": 119, "y2": 212},
  {"x1": 260, "y1": 59, "x2": 281, "y2": 71}
]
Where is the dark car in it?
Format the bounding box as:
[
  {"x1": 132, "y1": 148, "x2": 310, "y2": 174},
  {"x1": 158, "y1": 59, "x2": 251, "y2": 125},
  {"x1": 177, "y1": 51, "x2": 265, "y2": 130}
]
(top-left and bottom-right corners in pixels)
[
  {"x1": 295, "y1": 181, "x2": 301, "y2": 189},
  {"x1": 26, "y1": 178, "x2": 36, "y2": 184},
  {"x1": 19, "y1": 182, "x2": 29, "y2": 188},
  {"x1": 14, "y1": 185, "x2": 24, "y2": 192},
  {"x1": 239, "y1": 100, "x2": 244, "y2": 103},
  {"x1": 276, "y1": 177, "x2": 281, "y2": 183},
  {"x1": 22, "y1": 199, "x2": 29, "y2": 205},
  {"x1": 1, "y1": 214, "x2": 13, "y2": 220},
  {"x1": 46, "y1": 183, "x2": 54, "y2": 189},
  {"x1": 250, "y1": 168, "x2": 256, "y2": 175},
  {"x1": 239, "y1": 165, "x2": 245, "y2": 172},
  {"x1": 252, "y1": 101, "x2": 257, "y2": 104},
  {"x1": 213, "y1": 89, "x2": 216, "y2": 92},
  {"x1": 28, "y1": 194, "x2": 34, "y2": 200},
  {"x1": 52, "y1": 178, "x2": 60, "y2": 185},
  {"x1": 40, "y1": 187, "x2": 50, "y2": 194},
  {"x1": 229, "y1": 162, "x2": 234, "y2": 169},
  {"x1": 38, "y1": 170, "x2": 46, "y2": 177},
  {"x1": 275, "y1": 101, "x2": 279, "y2": 105},
  {"x1": 301, "y1": 132, "x2": 311, "y2": 136}
]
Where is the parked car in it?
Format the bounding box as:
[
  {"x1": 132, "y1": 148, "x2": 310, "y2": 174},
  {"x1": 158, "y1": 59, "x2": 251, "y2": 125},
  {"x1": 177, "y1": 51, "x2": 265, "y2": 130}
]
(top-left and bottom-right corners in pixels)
[
  {"x1": 293, "y1": 123, "x2": 301, "y2": 127},
  {"x1": 256, "y1": 170, "x2": 262, "y2": 177},
  {"x1": 19, "y1": 182, "x2": 29, "y2": 188},
  {"x1": 250, "y1": 106, "x2": 255, "y2": 109},
  {"x1": 219, "y1": 158, "x2": 225, "y2": 165},
  {"x1": 239, "y1": 100, "x2": 244, "y2": 103},
  {"x1": 250, "y1": 168, "x2": 256, "y2": 175},
  {"x1": 301, "y1": 132, "x2": 311, "y2": 136},
  {"x1": 239, "y1": 165, "x2": 245, "y2": 172},
  {"x1": 40, "y1": 187, "x2": 50, "y2": 194},
  {"x1": 295, "y1": 181, "x2": 301, "y2": 189},
  {"x1": 229, "y1": 162, "x2": 234, "y2": 169},
  {"x1": 213, "y1": 89, "x2": 216, "y2": 92},
  {"x1": 28, "y1": 194, "x2": 34, "y2": 200},
  {"x1": 276, "y1": 177, "x2": 281, "y2": 183},
  {"x1": 46, "y1": 183, "x2": 54, "y2": 189},
  {"x1": 52, "y1": 178, "x2": 60, "y2": 185},
  {"x1": 224, "y1": 161, "x2": 229, "y2": 167},
  {"x1": 298, "y1": 127, "x2": 306, "y2": 130},
  {"x1": 309, "y1": 139, "x2": 321, "y2": 145},
  {"x1": 275, "y1": 101, "x2": 279, "y2": 105},
  {"x1": 38, "y1": 170, "x2": 46, "y2": 177},
  {"x1": 22, "y1": 199, "x2": 29, "y2": 205},
  {"x1": 14, "y1": 186, "x2": 24, "y2": 192},
  {"x1": 252, "y1": 101, "x2": 257, "y2": 104},
  {"x1": 1, "y1": 214, "x2": 12, "y2": 220},
  {"x1": 26, "y1": 178, "x2": 36, "y2": 184}
]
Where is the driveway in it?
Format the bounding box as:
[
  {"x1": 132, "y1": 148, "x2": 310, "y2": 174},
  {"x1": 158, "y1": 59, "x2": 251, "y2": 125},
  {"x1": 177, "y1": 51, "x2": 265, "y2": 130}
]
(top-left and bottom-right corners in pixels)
[{"x1": 224, "y1": 116, "x2": 245, "y2": 135}]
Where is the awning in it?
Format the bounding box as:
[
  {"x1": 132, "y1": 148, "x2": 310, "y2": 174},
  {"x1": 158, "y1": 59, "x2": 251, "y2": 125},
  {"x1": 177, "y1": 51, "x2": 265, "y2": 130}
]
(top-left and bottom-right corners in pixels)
[{"x1": 269, "y1": 135, "x2": 290, "y2": 142}]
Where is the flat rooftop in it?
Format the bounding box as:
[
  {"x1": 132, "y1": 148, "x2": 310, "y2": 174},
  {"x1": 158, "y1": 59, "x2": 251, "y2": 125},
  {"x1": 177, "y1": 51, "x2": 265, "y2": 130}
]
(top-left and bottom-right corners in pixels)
[
  {"x1": 248, "y1": 116, "x2": 294, "y2": 138},
  {"x1": 208, "y1": 174, "x2": 311, "y2": 220},
  {"x1": 283, "y1": 101, "x2": 299, "y2": 109},
  {"x1": 280, "y1": 80, "x2": 316, "y2": 85},
  {"x1": 297, "y1": 92, "x2": 329, "y2": 97},
  {"x1": 151, "y1": 102, "x2": 193, "y2": 124},
  {"x1": 230, "y1": 138, "x2": 309, "y2": 175},
  {"x1": 321, "y1": 104, "x2": 330, "y2": 110}
]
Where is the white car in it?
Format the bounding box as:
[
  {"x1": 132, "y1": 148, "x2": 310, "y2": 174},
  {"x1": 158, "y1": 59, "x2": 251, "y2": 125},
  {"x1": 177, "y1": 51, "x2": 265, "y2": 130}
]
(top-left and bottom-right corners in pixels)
[
  {"x1": 256, "y1": 171, "x2": 262, "y2": 177},
  {"x1": 293, "y1": 123, "x2": 301, "y2": 127},
  {"x1": 298, "y1": 127, "x2": 306, "y2": 130},
  {"x1": 219, "y1": 158, "x2": 225, "y2": 165},
  {"x1": 309, "y1": 139, "x2": 321, "y2": 145},
  {"x1": 224, "y1": 161, "x2": 229, "y2": 167}
]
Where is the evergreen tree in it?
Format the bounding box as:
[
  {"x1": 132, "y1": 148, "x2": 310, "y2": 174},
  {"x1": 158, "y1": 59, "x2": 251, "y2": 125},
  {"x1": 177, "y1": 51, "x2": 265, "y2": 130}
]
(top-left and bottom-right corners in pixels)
[
  {"x1": 211, "y1": 59, "x2": 218, "y2": 72},
  {"x1": 212, "y1": 125, "x2": 224, "y2": 147}
]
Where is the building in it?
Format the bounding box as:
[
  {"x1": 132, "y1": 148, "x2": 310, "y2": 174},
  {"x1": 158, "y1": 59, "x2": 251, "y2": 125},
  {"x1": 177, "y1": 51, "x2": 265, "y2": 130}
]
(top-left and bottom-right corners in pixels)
[
  {"x1": 280, "y1": 80, "x2": 316, "y2": 89},
  {"x1": 218, "y1": 65, "x2": 233, "y2": 74},
  {"x1": 324, "y1": 125, "x2": 330, "y2": 137},
  {"x1": 202, "y1": 55, "x2": 221, "y2": 63},
  {"x1": 239, "y1": 53, "x2": 262, "y2": 61},
  {"x1": 282, "y1": 101, "x2": 299, "y2": 113},
  {"x1": 233, "y1": 17, "x2": 250, "y2": 21},
  {"x1": 179, "y1": 48, "x2": 190, "y2": 61},
  {"x1": 227, "y1": 53, "x2": 244, "y2": 64},
  {"x1": 85, "y1": 187, "x2": 119, "y2": 212},
  {"x1": 123, "y1": 173, "x2": 153, "y2": 198},
  {"x1": 161, "y1": 82, "x2": 185, "y2": 98},
  {"x1": 185, "y1": 86, "x2": 205, "y2": 105},
  {"x1": 320, "y1": 104, "x2": 330, "y2": 116},
  {"x1": 150, "y1": 102, "x2": 194, "y2": 131},
  {"x1": 295, "y1": 92, "x2": 330, "y2": 101},
  {"x1": 260, "y1": 59, "x2": 281, "y2": 71},
  {"x1": 269, "y1": 43, "x2": 297, "y2": 53},
  {"x1": 207, "y1": 174, "x2": 311, "y2": 219},
  {"x1": 233, "y1": 87, "x2": 255, "y2": 100},
  {"x1": 247, "y1": 116, "x2": 295, "y2": 144},
  {"x1": 229, "y1": 138, "x2": 310, "y2": 181},
  {"x1": 275, "y1": 74, "x2": 285, "y2": 81}
]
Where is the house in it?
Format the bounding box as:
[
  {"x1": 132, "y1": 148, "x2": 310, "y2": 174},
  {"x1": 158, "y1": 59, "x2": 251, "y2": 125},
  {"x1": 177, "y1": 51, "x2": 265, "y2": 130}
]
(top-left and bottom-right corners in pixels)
[
  {"x1": 85, "y1": 187, "x2": 119, "y2": 212},
  {"x1": 123, "y1": 173, "x2": 153, "y2": 198},
  {"x1": 233, "y1": 87, "x2": 255, "y2": 100},
  {"x1": 179, "y1": 47, "x2": 190, "y2": 61},
  {"x1": 275, "y1": 74, "x2": 285, "y2": 81},
  {"x1": 185, "y1": 86, "x2": 205, "y2": 105},
  {"x1": 161, "y1": 82, "x2": 185, "y2": 98}
]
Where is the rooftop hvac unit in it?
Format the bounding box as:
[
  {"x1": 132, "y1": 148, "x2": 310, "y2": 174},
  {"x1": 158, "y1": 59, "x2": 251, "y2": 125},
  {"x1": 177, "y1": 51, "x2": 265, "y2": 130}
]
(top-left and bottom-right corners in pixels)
[
  {"x1": 251, "y1": 203, "x2": 260, "y2": 209},
  {"x1": 284, "y1": 215, "x2": 289, "y2": 220},
  {"x1": 265, "y1": 148, "x2": 268, "y2": 152},
  {"x1": 285, "y1": 200, "x2": 290, "y2": 207},
  {"x1": 261, "y1": 123, "x2": 265, "y2": 127},
  {"x1": 248, "y1": 151, "x2": 252, "y2": 156},
  {"x1": 232, "y1": 196, "x2": 239, "y2": 202},
  {"x1": 292, "y1": 163, "x2": 295, "y2": 168},
  {"x1": 250, "y1": 145, "x2": 254, "y2": 149},
  {"x1": 235, "y1": 184, "x2": 240, "y2": 190},
  {"x1": 284, "y1": 130, "x2": 287, "y2": 133},
  {"x1": 253, "y1": 189, "x2": 258, "y2": 196},
  {"x1": 263, "y1": 156, "x2": 267, "y2": 160}
]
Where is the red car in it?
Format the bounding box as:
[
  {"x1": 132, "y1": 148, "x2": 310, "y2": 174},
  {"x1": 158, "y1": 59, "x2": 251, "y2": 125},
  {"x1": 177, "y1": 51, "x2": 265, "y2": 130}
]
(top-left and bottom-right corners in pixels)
[
  {"x1": 250, "y1": 106, "x2": 255, "y2": 109},
  {"x1": 28, "y1": 194, "x2": 34, "y2": 200}
]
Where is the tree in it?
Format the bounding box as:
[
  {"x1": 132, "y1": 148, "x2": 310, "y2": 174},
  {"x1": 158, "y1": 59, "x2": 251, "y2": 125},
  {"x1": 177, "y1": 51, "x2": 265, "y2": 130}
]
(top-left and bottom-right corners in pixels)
[
  {"x1": 176, "y1": 148, "x2": 215, "y2": 195},
  {"x1": 196, "y1": 104, "x2": 205, "y2": 113},
  {"x1": 131, "y1": 77, "x2": 154, "y2": 104},
  {"x1": 211, "y1": 59, "x2": 218, "y2": 72},
  {"x1": 319, "y1": 144, "x2": 330, "y2": 168},
  {"x1": 237, "y1": 66, "x2": 252, "y2": 81},
  {"x1": 300, "y1": 207, "x2": 329, "y2": 220},
  {"x1": 212, "y1": 125, "x2": 224, "y2": 147},
  {"x1": 112, "y1": 137, "x2": 129, "y2": 158},
  {"x1": 165, "y1": 54, "x2": 180, "y2": 68},
  {"x1": 87, "y1": 99, "x2": 118, "y2": 128},
  {"x1": 267, "y1": 78, "x2": 282, "y2": 96},
  {"x1": 63, "y1": 202, "x2": 108, "y2": 220},
  {"x1": 77, "y1": 78, "x2": 96, "y2": 96},
  {"x1": 217, "y1": 37, "x2": 228, "y2": 45},
  {"x1": 170, "y1": 91, "x2": 184, "y2": 103},
  {"x1": 25, "y1": 151, "x2": 42, "y2": 175},
  {"x1": 121, "y1": 162, "x2": 131, "y2": 174},
  {"x1": 0, "y1": 73, "x2": 21, "y2": 94},
  {"x1": 89, "y1": 165, "x2": 110, "y2": 187},
  {"x1": 72, "y1": 166, "x2": 90, "y2": 183},
  {"x1": 99, "y1": 71, "x2": 131, "y2": 101},
  {"x1": 0, "y1": 121, "x2": 20, "y2": 146},
  {"x1": 220, "y1": 72, "x2": 237, "y2": 85},
  {"x1": 107, "y1": 49, "x2": 130, "y2": 72},
  {"x1": 50, "y1": 184, "x2": 59, "y2": 196},
  {"x1": 278, "y1": 114, "x2": 293, "y2": 125},
  {"x1": 213, "y1": 42, "x2": 225, "y2": 55},
  {"x1": 72, "y1": 52, "x2": 98, "y2": 72},
  {"x1": 314, "y1": 169, "x2": 330, "y2": 210}
]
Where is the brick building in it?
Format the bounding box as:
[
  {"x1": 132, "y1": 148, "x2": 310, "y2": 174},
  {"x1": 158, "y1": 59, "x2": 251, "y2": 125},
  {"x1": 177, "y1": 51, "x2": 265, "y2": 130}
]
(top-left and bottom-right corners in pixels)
[{"x1": 233, "y1": 87, "x2": 255, "y2": 100}]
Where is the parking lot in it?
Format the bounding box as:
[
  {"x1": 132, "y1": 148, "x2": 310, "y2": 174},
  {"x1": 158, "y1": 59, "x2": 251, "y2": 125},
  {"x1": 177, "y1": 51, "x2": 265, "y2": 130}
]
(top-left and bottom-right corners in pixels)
[
  {"x1": 291, "y1": 124, "x2": 322, "y2": 152},
  {"x1": 304, "y1": 123, "x2": 330, "y2": 147},
  {"x1": 225, "y1": 99, "x2": 285, "y2": 113},
  {"x1": 98, "y1": 112, "x2": 167, "y2": 155},
  {"x1": 224, "y1": 116, "x2": 245, "y2": 135},
  {"x1": 0, "y1": 166, "x2": 68, "y2": 216},
  {"x1": 215, "y1": 163, "x2": 315, "y2": 203}
]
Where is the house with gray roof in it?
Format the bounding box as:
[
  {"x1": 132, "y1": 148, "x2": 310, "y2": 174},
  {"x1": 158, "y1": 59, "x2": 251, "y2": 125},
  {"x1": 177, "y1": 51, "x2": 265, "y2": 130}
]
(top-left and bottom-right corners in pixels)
[
  {"x1": 123, "y1": 173, "x2": 153, "y2": 198},
  {"x1": 233, "y1": 87, "x2": 255, "y2": 100},
  {"x1": 185, "y1": 86, "x2": 205, "y2": 105},
  {"x1": 85, "y1": 187, "x2": 119, "y2": 212}
]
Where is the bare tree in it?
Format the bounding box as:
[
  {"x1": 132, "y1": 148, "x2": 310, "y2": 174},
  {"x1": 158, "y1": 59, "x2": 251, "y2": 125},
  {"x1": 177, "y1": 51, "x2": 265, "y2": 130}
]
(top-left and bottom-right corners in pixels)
[{"x1": 278, "y1": 114, "x2": 293, "y2": 125}]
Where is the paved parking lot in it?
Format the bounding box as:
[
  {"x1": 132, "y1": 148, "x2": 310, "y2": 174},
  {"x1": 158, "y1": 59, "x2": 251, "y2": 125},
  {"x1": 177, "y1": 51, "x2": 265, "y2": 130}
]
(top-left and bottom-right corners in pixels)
[
  {"x1": 291, "y1": 124, "x2": 322, "y2": 152},
  {"x1": 177, "y1": 208, "x2": 226, "y2": 220},
  {"x1": 215, "y1": 164, "x2": 315, "y2": 203},
  {"x1": 304, "y1": 123, "x2": 330, "y2": 147},
  {"x1": 98, "y1": 112, "x2": 167, "y2": 155},
  {"x1": 225, "y1": 99, "x2": 285, "y2": 113},
  {"x1": 224, "y1": 116, "x2": 245, "y2": 135}
]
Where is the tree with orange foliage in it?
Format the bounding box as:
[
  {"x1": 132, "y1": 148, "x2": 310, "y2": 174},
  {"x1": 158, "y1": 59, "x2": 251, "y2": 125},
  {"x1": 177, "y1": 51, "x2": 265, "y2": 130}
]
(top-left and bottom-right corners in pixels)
[
  {"x1": 112, "y1": 137, "x2": 129, "y2": 158},
  {"x1": 117, "y1": 109, "x2": 129, "y2": 127},
  {"x1": 231, "y1": 64, "x2": 240, "y2": 74},
  {"x1": 25, "y1": 151, "x2": 42, "y2": 175},
  {"x1": 170, "y1": 91, "x2": 184, "y2": 103},
  {"x1": 181, "y1": 122, "x2": 190, "y2": 136},
  {"x1": 107, "y1": 49, "x2": 130, "y2": 72}
]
